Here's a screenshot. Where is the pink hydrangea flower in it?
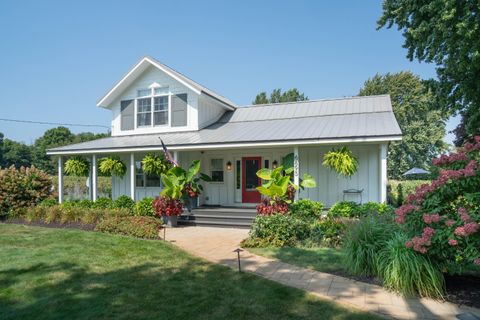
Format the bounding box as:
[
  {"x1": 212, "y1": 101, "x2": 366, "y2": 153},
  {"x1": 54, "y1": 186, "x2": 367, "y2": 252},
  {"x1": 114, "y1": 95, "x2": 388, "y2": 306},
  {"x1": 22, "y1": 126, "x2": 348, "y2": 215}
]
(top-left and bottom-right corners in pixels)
[
  {"x1": 474, "y1": 258, "x2": 480, "y2": 266},
  {"x1": 423, "y1": 213, "x2": 441, "y2": 224},
  {"x1": 458, "y1": 207, "x2": 471, "y2": 222},
  {"x1": 448, "y1": 239, "x2": 458, "y2": 246},
  {"x1": 445, "y1": 220, "x2": 456, "y2": 227}
]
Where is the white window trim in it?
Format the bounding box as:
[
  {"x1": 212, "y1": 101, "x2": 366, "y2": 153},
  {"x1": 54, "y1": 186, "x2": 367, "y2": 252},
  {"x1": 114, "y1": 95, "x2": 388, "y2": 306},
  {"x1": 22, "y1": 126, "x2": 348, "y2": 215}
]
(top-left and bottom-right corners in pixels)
[
  {"x1": 209, "y1": 157, "x2": 225, "y2": 184},
  {"x1": 134, "y1": 87, "x2": 171, "y2": 129}
]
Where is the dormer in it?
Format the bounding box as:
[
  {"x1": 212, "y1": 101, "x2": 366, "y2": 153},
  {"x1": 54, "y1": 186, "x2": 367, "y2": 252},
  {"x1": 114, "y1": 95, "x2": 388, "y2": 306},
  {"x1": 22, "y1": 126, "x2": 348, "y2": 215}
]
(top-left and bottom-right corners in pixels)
[{"x1": 97, "y1": 56, "x2": 236, "y2": 136}]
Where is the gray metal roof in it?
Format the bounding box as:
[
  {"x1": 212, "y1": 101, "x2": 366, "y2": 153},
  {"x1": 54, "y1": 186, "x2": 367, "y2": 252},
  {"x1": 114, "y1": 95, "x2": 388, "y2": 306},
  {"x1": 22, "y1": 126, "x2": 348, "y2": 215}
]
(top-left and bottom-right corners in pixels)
[{"x1": 48, "y1": 95, "x2": 402, "y2": 154}]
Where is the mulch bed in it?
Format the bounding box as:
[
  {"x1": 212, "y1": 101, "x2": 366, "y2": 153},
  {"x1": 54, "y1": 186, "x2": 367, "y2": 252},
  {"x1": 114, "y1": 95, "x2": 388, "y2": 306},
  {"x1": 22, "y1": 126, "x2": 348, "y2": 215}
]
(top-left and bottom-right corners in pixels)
[
  {"x1": 445, "y1": 274, "x2": 480, "y2": 309},
  {"x1": 4, "y1": 218, "x2": 96, "y2": 231}
]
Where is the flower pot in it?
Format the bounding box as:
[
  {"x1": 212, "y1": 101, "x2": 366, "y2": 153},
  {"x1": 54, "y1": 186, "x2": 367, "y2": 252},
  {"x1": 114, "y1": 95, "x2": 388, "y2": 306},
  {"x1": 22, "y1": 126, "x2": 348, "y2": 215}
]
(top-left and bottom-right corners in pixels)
[
  {"x1": 186, "y1": 197, "x2": 198, "y2": 212},
  {"x1": 162, "y1": 215, "x2": 178, "y2": 227}
]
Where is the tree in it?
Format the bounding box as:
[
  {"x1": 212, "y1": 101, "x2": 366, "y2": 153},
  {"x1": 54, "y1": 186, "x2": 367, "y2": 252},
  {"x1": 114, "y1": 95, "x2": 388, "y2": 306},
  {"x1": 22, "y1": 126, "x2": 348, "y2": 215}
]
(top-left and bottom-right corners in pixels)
[
  {"x1": 378, "y1": 0, "x2": 480, "y2": 145},
  {"x1": 253, "y1": 88, "x2": 308, "y2": 104},
  {"x1": 0, "y1": 132, "x2": 4, "y2": 168},
  {"x1": 2, "y1": 139, "x2": 32, "y2": 168},
  {"x1": 359, "y1": 72, "x2": 448, "y2": 179},
  {"x1": 32, "y1": 127, "x2": 109, "y2": 174}
]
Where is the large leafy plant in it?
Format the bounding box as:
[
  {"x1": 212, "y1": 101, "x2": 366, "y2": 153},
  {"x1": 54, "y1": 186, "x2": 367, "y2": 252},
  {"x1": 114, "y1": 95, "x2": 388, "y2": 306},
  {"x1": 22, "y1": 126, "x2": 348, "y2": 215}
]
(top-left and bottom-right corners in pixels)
[
  {"x1": 98, "y1": 157, "x2": 126, "y2": 177},
  {"x1": 64, "y1": 156, "x2": 89, "y2": 176},
  {"x1": 323, "y1": 146, "x2": 358, "y2": 177},
  {"x1": 160, "y1": 160, "x2": 210, "y2": 200},
  {"x1": 256, "y1": 166, "x2": 316, "y2": 204}
]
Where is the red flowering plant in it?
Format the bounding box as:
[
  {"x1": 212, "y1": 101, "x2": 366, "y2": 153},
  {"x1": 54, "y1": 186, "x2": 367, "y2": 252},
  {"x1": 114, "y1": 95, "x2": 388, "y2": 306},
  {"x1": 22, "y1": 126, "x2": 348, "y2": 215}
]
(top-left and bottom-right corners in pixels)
[
  {"x1": 255, "y1": 166, "x2": 316, "y2": 215},
  {"x1": 396, "y1": 136, "x2": 480, "y2": 273}
]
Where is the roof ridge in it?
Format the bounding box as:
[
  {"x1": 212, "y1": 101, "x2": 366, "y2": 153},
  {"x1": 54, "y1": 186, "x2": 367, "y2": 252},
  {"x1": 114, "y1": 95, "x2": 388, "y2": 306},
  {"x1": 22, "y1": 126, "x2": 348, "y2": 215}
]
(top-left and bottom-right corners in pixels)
[
  {"x1": 219, "y1": 110, "x2": 394, "y2": 124},
  {"x1": 239, "y1": 94, "x2": 391, "y2": 108}
]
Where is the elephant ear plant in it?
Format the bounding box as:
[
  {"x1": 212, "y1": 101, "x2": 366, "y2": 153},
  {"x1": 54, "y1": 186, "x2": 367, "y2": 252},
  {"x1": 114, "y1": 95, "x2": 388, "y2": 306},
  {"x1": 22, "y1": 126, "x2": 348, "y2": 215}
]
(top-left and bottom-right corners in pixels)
[
  {"x1": 255, "y1": 166, "x2": 316, "y2": 215},
  {"x1": 154, "y1": 160, "x2": 211, "y2": 225}
]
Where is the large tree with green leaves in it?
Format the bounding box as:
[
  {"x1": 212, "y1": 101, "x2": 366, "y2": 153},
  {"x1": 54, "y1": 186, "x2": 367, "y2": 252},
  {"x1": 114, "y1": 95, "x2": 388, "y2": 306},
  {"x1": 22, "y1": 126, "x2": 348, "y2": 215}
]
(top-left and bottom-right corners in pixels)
[
  {"x1": 253, "y1": 88, "x2": 308, "y2": 104},
  {"x1": 2, "y1": 139, "x2": 32, "y2": 168},
  {"x1": 378, "y1": 0, "x2": 480, "y2": 145},
  {"x1": 359, "y1": 72, "x2": 448, "y2": 179}
]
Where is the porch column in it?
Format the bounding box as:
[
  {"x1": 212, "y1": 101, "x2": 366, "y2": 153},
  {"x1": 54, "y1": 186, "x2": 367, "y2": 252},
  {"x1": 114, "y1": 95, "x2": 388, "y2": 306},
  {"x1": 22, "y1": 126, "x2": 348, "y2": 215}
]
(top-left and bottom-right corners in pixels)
[
  {"x1": 379, "y1": 143, "x2": 388, "y2": 203},
  {"x1": 130, "y1": 153, "x2": 135, "y2": 200},
  {"x1": 173, "y1": 151, "x2": 178, "y2": 165},
  {"x1": 58, "y1": 156, "x2": 64, "y2": 204},
  {"x1": 293, "y1": 146, "x2": 299, "y2": 201},
  {"x1": 91, "y1": 154, "x2": 97, "y2": 201}
]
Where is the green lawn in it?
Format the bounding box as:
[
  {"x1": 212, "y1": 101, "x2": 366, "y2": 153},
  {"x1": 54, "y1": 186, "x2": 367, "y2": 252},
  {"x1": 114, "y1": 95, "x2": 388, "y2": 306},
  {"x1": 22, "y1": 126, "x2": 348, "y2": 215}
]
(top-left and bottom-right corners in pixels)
[
  {"x1": 248, "y1": 247, "x2": 345, "y2": 274},
  {"x1": 0, "y1": 224, "x2": 378, "y2": 320}
]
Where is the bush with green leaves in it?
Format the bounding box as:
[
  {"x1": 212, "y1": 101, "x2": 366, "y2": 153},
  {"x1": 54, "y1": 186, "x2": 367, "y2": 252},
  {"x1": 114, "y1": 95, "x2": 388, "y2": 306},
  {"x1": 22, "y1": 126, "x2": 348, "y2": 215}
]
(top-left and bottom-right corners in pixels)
[
  {"x1": 377, "y1": 232, "x2": 445, "y2": 298},
  {"x1": 135, "y1": 197, "x2": 155, "y2": 216},
  {"x1": 0, "y1": 166, "x2": 53, "y2": 216},
  {"x1": 39, "y1": 198, "x2": 58, "y2": 207},
  {"x1": 92, "y1": 197, "x2": 113, "y2": 209},
  {"x1": 95, "y1": 216, "x2": 163, "y2": 239},
  {"x1": 388, "y1": 180, "x2": 429, "y2": 207},
  {"x1": 289, "y1": 199, "x2": 324, "y2": 220},
  {"x1": 342, "y1": 215, "x2": 397, "y2": 276},
  {"x1": 356, "y1": 202, "x2": 394, "y2": 217},
  {"x1": 245, "y1": 214, "x2": 310, "y2": 247},
  {"x1": 113, "y1": 195, "x2": 135, "y2": 212},
  {"x1": 309, "y1": 218, "x2": 347, "y2": 247},
  {"x1": 328, "y1": 201, "x2": 359, "y2": 218}
]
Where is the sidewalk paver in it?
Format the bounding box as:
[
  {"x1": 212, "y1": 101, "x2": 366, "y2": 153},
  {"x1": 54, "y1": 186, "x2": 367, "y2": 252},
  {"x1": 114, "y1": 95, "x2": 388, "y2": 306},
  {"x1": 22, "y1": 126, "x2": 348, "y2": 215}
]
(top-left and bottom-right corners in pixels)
[{"x1": 166, "y1": 226, "x2": 480, "y2": 320}]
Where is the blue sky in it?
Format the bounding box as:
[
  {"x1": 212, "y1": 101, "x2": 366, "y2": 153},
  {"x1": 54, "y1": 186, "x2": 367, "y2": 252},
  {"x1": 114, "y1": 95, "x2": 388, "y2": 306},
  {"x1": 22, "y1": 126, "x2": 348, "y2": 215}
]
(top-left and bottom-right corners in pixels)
[{"x1": 0, "y1": 0, "x2": 458, "y2": 144}]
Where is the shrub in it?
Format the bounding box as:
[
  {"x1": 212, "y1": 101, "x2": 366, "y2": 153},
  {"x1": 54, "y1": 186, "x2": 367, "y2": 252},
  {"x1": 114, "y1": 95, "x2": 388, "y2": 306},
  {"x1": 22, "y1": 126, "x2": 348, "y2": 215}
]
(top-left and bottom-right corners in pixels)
[
  {"x1": 92, "y1": 197, "x2": 113, "y2": 209},
  {"x1": 77, "y1": 199, "x2": 94, "y2": 209},
  {"x1": 24, "y1": 206, "x2": 47, "y2": 223},
  {"x1": 328, "y1": 201, "x2": 359, "y2": 218},
  {"x1": 388, "y1": 180, "x2": 429, "y2": 207},
  {"x1": 247, "y1": 214, "x2": 310, "y2": 247},
  {"x1": 356, "y1": 202, "x2": 394, "y2": 217},
  {"x1": 81, "y1": 208, "x2": 106, "y2": 224},
  {"x1": 342, "y1": 215, "x2": 397, "y2": 276},
  {"x1": 95, "y1": 216, "x2": 163, "y2": 239},
  {"x1": 378, "y1": 232, "x2": 445, "y2": 298},
  {"x1": 39, "y1": 198, "x2": 58, "y2": 207},
  {"x1": 113, "y1": 195, "x2": 135, "y2": 212},
  {"x1": 135, "y1": 197, "x2": 155, "y2": 216},
  {"x1": 256, "y1": 198, "x2": 289, "y2": 215},
  {"x1": 395, "y1": 137, "x2": 480, "y2": 273},
  {"x1": 289, "y1": 199, "x2": 324, "y2": 220},
  {"x1": 0, "y1": 166, "x2": 53, "y2": 216},
  {"x1": 310, "y1": 218, "x2": 347, "y2": 247}
]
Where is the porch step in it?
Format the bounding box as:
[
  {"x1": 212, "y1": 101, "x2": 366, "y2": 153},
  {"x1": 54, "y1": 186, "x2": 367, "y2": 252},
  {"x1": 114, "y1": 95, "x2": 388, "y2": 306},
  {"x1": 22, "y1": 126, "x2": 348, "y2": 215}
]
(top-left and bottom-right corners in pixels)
[{"x1": 178, "y1": 207, "x2": 257, "y2": 228}]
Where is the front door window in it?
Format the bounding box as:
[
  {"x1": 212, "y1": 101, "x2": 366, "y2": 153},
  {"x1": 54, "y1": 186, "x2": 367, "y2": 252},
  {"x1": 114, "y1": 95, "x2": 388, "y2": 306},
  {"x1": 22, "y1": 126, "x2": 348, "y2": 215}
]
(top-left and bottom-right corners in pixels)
[{"x1": 242, "y1": 157, "x2": 261, "y2": 203}]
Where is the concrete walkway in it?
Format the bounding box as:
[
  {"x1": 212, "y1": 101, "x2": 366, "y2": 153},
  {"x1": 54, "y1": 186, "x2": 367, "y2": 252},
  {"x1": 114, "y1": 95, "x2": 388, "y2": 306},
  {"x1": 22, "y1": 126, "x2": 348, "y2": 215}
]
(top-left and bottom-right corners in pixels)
[{"x1": 166, "y1": 226, "x2": 480, "y2": 320}]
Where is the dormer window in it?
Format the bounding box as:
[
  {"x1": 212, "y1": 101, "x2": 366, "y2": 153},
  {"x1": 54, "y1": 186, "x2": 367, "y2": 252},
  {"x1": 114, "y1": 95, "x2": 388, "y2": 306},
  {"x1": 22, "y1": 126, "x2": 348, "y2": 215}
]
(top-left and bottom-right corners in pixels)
[{"x1": 135, "y1": 86, "x2": 170, "y2": 128}]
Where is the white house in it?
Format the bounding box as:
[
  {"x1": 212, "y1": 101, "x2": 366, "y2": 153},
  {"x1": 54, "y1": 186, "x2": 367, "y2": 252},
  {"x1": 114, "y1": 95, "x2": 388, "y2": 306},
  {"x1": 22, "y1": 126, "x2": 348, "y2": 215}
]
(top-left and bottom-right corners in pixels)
[{"x1": 47, "y1": 56, "x2": 402, "y2": 209}]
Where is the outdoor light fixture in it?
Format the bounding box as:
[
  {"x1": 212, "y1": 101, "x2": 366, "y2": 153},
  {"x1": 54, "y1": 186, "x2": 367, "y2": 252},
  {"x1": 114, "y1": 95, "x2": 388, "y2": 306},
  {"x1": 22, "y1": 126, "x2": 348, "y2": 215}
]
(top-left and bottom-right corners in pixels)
[
  {"x1": 226, "y1": 161, "x2": 232, "y2": 171},
  {"x1": 272, "y1": 160, "x2": 278, "y2": 168}
]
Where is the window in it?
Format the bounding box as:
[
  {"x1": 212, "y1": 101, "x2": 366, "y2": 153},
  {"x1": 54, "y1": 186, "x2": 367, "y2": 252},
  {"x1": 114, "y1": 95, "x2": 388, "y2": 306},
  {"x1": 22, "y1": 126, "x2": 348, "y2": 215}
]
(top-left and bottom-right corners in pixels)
[
  {"x1": 135, "y1": 87, "x2": 170, "y2": 128},
  {"x1": 135, "y1": 160, "x2": 161, "y2": 187},
  {"x1": 137, "y1": 98, "x2": 151, "y2": 127},
  {"x1": 210, "y1": 159, "x2": 224, "y2": 182},
  {"x1": 154, "y1": 96, "x2": 168, "y2": 125}
]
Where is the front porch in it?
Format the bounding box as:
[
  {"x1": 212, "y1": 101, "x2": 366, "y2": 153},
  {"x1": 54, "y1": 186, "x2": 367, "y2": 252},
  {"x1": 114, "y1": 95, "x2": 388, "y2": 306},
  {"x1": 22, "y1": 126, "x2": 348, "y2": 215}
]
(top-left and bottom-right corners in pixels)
[{"x1": 54, "y1": 142, "x2": 388, "y2": 214}]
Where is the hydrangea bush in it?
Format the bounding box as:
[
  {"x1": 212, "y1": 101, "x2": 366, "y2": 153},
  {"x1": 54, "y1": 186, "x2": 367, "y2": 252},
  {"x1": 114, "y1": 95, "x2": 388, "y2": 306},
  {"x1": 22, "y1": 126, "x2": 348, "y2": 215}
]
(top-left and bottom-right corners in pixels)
[{"x1": 395, "y1": 136, "x2": 480, "y2": 272}]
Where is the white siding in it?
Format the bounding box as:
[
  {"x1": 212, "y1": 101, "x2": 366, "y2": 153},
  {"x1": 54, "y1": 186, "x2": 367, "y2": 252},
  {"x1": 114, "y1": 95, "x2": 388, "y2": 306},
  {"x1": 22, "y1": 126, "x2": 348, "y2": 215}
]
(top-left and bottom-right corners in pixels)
[
  {"x1": 198, "y1": 95, "x2": 226, "y2": 129},
  {"x1": 299, "y1": 145, "x2": 380, "y2": 207},
  {"x1": 110, "y1": 65, "x2": 199, "y2": 136},
  {"x1": 110, "y1": 144, "x2": 382, "y2": 206}
]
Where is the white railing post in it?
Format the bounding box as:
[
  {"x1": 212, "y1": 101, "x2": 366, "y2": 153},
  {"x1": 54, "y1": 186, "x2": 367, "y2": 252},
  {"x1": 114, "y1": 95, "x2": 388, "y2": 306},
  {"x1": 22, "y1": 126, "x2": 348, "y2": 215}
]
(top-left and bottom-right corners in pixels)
[
  {"x1": 58, "y1": 156, "x2": 64, "y2": 204},
  {"x1": 130, "y1": 153, "x2": 135, "y2": 201},
  {"x1": 92, "y1": 154, "x2": 97, "y2": 201},
  {"x1": 294, "y1": 146, "x2": 299, "y2": 201},
  {"x1": 380, "y1": 143, "x2": 388, "y2": 203}
]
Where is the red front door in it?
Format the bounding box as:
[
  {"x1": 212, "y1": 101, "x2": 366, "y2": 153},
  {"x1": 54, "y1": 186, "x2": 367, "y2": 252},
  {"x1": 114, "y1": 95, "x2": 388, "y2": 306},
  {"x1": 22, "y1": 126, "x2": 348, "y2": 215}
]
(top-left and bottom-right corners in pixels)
[{"x1": 242, "y1": 157, "x2": 262, "y2": 203}]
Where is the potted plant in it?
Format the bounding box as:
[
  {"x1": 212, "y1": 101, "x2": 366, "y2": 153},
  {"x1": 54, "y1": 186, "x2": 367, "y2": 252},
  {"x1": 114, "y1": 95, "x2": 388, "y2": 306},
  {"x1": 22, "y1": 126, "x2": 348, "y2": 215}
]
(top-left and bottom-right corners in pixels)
[{"x1": 154, "y1": 160, "x2": 210, "y2": 226}]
